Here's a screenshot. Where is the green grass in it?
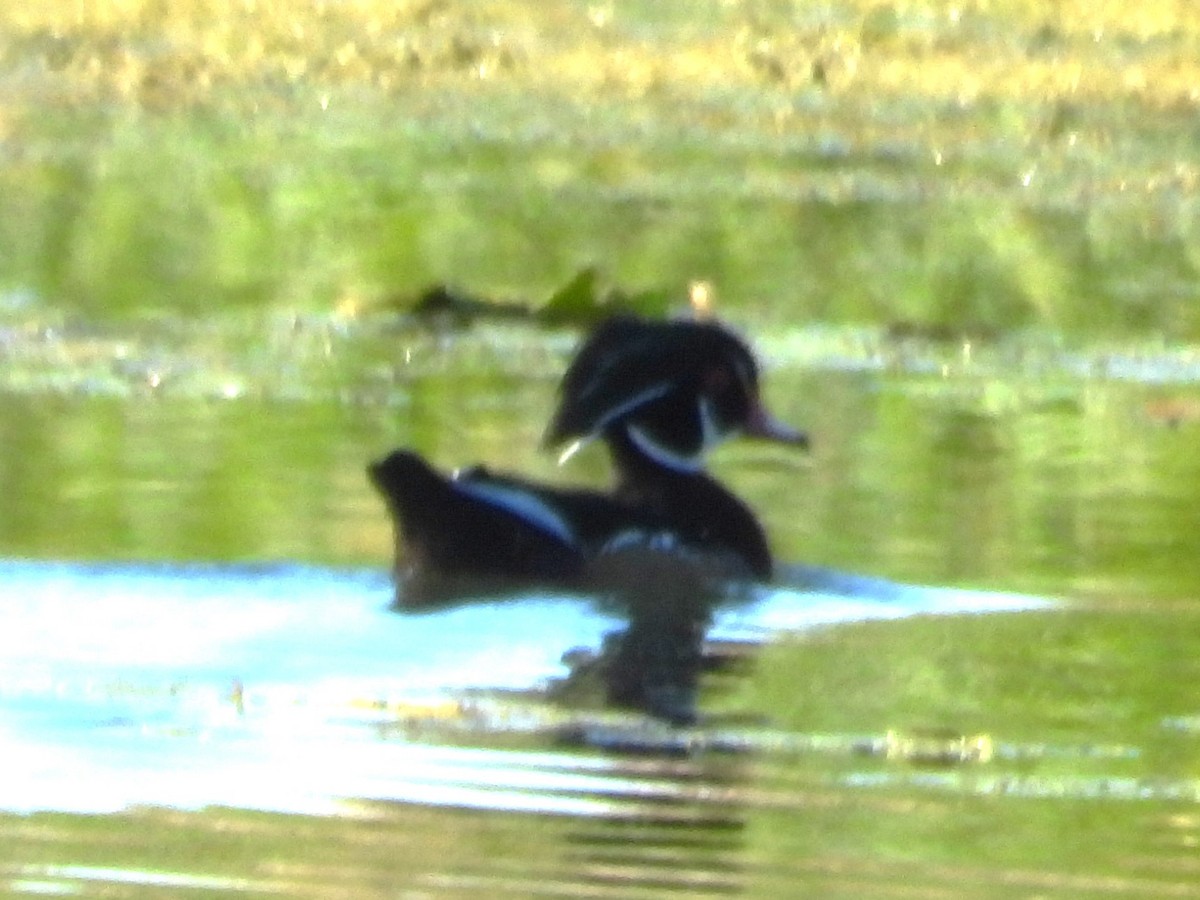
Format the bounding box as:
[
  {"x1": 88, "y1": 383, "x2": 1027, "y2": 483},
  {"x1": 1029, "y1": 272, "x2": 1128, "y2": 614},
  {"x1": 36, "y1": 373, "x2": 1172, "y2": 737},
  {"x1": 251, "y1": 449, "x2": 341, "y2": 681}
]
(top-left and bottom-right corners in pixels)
[{"x1": 2, "y1": 0, "x2": 1199, "y2": 335}]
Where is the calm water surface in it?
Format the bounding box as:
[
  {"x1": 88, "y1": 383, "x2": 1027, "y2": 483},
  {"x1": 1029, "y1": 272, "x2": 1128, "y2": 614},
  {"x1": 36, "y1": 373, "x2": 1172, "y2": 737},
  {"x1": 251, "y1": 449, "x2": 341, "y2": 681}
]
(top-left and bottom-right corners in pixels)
[{"x1": 2, "y1": 322, "x2": 1199, "y2": 896}]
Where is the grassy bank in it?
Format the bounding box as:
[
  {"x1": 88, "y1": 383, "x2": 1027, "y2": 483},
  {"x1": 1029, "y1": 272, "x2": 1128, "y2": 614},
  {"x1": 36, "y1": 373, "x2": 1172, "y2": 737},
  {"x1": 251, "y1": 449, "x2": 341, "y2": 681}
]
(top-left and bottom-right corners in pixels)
[{"x1": 1, "y1": 1, "x2": 1198, "y2": 335}]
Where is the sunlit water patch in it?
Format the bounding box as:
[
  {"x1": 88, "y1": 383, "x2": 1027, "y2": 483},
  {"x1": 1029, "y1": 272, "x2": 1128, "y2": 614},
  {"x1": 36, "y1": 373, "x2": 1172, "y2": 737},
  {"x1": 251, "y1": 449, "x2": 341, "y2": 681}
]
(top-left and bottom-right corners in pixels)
[
  {"x1": 2, "y1": 558, "x2": 1053, "y2": 816},
  {"x1": 5, "y1": 559, "x2": 1200, "y2": 899}
]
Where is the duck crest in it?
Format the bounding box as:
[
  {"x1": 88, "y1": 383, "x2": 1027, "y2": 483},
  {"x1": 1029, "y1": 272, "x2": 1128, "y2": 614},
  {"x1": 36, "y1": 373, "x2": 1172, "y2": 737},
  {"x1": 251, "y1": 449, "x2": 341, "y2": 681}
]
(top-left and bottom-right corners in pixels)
[{"x1": 543, "y1": 316, "x2": 760, "y2": 450}]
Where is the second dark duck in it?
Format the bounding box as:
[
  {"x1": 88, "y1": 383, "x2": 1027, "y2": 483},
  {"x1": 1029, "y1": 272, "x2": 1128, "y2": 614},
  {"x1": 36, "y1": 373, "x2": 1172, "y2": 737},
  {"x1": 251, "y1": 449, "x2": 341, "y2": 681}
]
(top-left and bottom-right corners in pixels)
[{"x1": 369, "y1": 315, "x2": 808, "y2": 606}]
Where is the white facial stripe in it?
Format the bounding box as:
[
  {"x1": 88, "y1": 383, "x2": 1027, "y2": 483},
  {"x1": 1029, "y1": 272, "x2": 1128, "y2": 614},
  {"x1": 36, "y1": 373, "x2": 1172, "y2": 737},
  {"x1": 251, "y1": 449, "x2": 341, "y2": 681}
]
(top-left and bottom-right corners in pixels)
[
  {"x1": 556, "y1": 438, "x2": 587, "y2": 466},
  {"x1": 588, "y1": 381, "x2": 673, "y2": 434},
  {"x1": 626, "y1": 423, "x2": 703, "y2": 473},
  {"x1": 453, "y1": 480, "x2": 576, "y2": 544}
]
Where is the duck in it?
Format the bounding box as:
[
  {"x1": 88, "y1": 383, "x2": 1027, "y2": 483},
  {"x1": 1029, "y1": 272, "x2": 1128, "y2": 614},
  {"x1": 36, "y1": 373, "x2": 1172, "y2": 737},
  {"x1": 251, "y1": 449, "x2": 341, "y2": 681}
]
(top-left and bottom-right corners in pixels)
[{"x1": 368, "y1": 315, "x2": 807, "y2": 607}]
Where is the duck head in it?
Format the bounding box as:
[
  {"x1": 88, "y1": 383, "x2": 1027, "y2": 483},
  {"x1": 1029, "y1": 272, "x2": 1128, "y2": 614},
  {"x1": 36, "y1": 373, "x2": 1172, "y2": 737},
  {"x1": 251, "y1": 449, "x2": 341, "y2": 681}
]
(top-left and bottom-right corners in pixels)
[{"x1": 544, "y1": 316, "x2": 808, "y2": 471}]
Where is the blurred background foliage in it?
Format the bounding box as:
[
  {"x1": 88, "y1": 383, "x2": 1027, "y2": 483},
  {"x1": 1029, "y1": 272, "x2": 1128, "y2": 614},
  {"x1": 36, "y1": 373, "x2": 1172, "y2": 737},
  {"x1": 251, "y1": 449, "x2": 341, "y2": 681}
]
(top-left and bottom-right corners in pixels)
[{"x1": 1, "y1": 0, "x2": 1198, "y2": 336}]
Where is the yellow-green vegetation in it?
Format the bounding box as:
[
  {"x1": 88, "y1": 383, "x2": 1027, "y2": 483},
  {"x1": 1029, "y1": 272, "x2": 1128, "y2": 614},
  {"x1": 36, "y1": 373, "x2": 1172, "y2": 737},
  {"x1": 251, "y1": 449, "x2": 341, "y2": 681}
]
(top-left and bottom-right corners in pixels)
[
  {"x1": 2, "y1": 1, "x2": 1200, "y2": 332},
  {"x1": 5, "y1": 0, "x2": 1200, "y2": 116}
]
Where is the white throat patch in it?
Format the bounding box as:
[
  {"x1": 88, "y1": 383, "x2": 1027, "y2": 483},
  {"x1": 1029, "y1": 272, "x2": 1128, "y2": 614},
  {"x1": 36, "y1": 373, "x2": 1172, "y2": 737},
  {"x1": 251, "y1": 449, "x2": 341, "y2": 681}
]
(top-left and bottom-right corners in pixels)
[{"x1": 625, "y1": 423, "x2": 704, "y2": 473}]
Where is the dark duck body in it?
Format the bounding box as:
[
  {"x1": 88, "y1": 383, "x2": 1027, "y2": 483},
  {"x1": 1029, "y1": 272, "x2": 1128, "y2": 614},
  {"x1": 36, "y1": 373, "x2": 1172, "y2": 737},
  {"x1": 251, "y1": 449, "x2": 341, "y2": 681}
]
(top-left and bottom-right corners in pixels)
[{"x1": 368, "y1": 315, "x2": 807, "y2": 606}]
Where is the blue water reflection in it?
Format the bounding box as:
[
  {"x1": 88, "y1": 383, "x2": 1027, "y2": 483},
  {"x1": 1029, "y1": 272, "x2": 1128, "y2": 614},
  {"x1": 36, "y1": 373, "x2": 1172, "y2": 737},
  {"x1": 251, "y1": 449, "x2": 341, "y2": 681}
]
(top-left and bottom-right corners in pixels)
[{"x1": 0, "y1": 558, "x2": 1051, "y2": 815}]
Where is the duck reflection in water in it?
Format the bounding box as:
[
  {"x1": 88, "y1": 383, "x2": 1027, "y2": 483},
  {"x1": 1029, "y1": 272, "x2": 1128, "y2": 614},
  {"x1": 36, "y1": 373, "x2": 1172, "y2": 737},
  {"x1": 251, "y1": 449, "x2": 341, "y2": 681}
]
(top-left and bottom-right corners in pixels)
[{"x1": 369, "y1": 315, "x2": 808, "y2": 724}]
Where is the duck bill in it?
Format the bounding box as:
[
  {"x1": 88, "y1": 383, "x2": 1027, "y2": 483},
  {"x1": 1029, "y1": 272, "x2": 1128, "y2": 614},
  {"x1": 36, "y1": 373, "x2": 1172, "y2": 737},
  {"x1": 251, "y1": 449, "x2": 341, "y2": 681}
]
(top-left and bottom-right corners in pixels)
[{"x1": 744, "y1": 400, "x2": 810, "y2": 449}]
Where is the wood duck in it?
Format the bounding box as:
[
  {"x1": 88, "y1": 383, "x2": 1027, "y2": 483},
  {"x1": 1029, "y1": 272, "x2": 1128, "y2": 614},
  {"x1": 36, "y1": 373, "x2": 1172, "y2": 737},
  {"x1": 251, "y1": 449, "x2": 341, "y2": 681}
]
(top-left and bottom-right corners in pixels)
[{"x1": 368, "y1": 315, "x2": 807, "y2": 607}]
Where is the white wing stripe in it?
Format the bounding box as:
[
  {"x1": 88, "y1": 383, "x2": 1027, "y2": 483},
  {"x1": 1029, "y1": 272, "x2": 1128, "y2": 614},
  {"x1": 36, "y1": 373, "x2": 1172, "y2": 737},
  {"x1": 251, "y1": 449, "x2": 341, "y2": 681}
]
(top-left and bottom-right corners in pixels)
[{"x1": 453, "y1": 481, "x2": 576, "y2": 544}]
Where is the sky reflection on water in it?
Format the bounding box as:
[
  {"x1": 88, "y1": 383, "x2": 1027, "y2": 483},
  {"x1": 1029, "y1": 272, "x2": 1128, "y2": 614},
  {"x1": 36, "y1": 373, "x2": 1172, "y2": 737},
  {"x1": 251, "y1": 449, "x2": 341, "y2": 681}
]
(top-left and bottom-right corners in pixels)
[{"x1": 0, "y1": 558, "x2": 1051, "y2": 815}]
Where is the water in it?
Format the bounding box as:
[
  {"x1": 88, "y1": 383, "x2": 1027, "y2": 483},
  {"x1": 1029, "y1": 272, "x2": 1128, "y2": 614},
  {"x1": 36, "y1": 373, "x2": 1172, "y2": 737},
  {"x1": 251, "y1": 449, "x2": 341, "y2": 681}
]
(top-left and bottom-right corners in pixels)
[
  {"x1": 2, "y1": 328, "x2": 1199, "y2": 895},
  {"x1": 0, "y1": 559, "x2": 1047, "y2": 816}
]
